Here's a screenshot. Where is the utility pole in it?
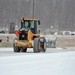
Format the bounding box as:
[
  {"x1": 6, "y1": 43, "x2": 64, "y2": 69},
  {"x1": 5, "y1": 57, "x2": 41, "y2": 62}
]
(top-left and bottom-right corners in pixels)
[
  {"x1": 32, "y1": 0, "x2": 34, "y2": 18},
  {"x1": 26, "y1": 0, "x2": 35, "y2": 18}
]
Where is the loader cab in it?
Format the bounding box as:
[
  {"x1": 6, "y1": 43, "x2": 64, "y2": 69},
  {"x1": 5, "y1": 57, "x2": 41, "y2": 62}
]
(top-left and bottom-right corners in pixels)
[{"x1": 21, "y1": 18, "x2": 40, "y2": 34}]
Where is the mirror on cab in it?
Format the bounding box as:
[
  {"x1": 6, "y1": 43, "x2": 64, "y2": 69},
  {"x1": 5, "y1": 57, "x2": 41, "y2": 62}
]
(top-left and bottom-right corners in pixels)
[{"x1": 38, "y1": 20, "x2": 40, "y2": 25}]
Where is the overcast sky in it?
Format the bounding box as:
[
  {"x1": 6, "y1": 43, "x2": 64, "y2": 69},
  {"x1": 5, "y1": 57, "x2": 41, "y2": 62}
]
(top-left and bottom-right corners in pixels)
[{"x1": 0, "y1": 0, "x2": 75, "y2": 31}]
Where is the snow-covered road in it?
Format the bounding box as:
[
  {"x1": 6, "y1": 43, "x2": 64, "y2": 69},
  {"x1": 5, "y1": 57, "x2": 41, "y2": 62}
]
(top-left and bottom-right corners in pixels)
[{"x1": 0, "y1": 48, "x2": 75, "y2": 75}]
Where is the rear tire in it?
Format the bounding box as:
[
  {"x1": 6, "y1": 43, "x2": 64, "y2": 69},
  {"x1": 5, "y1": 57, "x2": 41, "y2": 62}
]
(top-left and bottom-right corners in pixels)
[
  {"x1": 39, "y1": 37, "x2": 46, "y2": 52},
  {"x1": 13, "y1": 43, "x2": 20, "y2": 52},
  {"x1": 43, "y1": 39, "x2": 46, "y2": 52},
  {"x1": 33, "y1": 38, "x2": 40, "y2": 53},
  {"x1": 21, "y1": 48, "x2": 27, "y2": 52}
]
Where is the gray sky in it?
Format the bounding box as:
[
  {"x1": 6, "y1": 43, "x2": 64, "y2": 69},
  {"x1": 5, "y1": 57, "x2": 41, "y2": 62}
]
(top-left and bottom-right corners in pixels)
[{"x1": 0, "y1": 0, "x2": 75, "y2": 31}]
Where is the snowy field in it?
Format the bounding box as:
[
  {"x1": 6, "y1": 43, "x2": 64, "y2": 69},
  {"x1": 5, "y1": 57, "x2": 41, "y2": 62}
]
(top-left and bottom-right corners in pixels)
[
  {"x1": 0, "y1": 34, "x2": 75, "y2": 48},
  {"x1": 0, "y1": 48, "x2": 75, "y2": 75}
]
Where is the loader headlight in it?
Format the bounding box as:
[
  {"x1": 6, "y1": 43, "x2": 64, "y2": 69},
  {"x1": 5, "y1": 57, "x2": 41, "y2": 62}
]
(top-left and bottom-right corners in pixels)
[{"x1": 22, "y1": 35, "x2": 25, "y2": 37}]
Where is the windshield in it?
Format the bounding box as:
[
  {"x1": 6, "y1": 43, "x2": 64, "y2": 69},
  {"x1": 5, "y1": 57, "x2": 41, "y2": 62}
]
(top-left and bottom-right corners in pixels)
[
  {"x1": 21, "y1": 20, "x2": 36, "y2": 29},
  {"x1": 21, "y1": 20, "x2": 37, "y2": 33},
  {"x1": 30, "y1": 21, "x2": 35, "y2": 28},
  {"x1": 25, "y1": 21, "x2": 29, "y2": 28}
]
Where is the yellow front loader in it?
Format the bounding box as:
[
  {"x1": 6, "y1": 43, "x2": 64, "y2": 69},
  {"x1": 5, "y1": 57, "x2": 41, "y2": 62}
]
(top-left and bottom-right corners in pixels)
[{"x1": 13, "y1": 17, "x2": 46, "y2": 53}]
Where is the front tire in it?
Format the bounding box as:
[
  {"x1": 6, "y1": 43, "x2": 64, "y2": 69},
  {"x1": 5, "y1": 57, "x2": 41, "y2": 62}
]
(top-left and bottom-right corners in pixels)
[{"x1": 43, "y1": 39, "x2": 46, "y2": 52}]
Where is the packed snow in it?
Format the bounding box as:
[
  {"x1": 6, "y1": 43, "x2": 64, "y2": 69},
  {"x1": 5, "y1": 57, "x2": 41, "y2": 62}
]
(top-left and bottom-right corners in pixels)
[{"x1": 0, "y1": 48, "x2": 75, "y2": 75}]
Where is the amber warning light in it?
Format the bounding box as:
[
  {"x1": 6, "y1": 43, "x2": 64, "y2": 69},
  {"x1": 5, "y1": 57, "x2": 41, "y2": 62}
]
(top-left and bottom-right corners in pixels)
[{"x1": 14, "y1": 30, "x2": 19, "y2": 35}]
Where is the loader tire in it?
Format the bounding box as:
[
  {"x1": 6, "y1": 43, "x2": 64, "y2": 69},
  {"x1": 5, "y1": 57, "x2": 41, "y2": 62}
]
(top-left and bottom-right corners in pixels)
[
  {"x1": 33, "y1": 38, "x2": 40, "y2": 53},
  {"x1": 13, "y1": 43, "x2": 20, "y2": 52},
  {"x1": 43, "y1": 39, "x2": 46, "y2": 52},
  {"x1": 21, "y1": 48, "x2": 27, "y2": 52},
  {"x1": 39, "y1": 37, "x2": 46, "y2": 52}
]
